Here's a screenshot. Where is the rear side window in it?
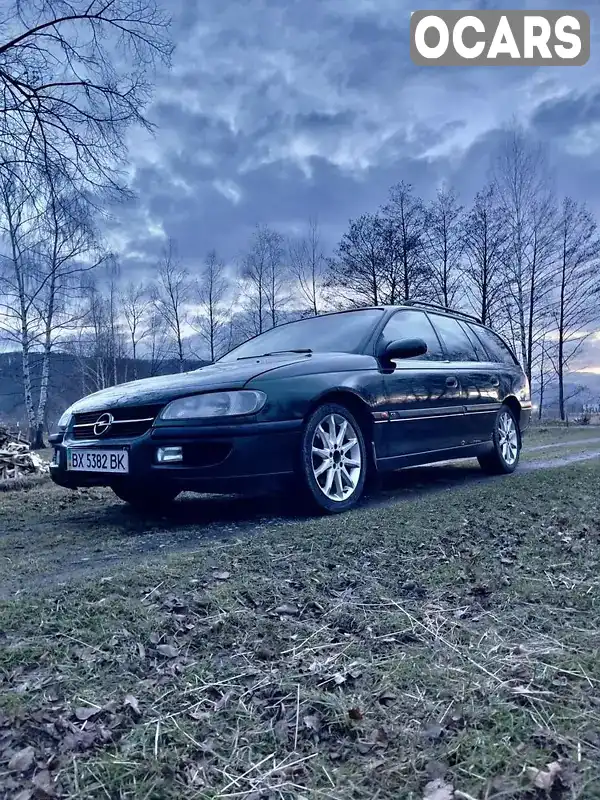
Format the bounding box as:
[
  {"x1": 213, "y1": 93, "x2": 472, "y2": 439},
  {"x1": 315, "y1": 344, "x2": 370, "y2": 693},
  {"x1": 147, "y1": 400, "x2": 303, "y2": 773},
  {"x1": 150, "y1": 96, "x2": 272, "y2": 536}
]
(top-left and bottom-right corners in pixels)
[
  {"x1": 457, "y1": 320, "x2": 489, "y2": 361},
  {"x1": 380, "y1": 310, "x2": 444, "y2": 361},
  {"x1": 469, "y1": 324, "x2": 518, "y2": 365},
  {"x1": 429, "y1": 314, "x2": 479, "y2": 362}
]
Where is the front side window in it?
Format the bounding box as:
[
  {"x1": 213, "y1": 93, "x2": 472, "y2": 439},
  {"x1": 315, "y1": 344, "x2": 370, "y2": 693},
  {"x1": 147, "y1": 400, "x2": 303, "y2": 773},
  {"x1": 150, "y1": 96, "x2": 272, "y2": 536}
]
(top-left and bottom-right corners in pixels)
[
  {"x1": 219, "y1": 309, "x2": 384, "y2": 361},
  {"x1": 429, "y1": 314, "x2": 479, "y2": 362},
  {"x1": 380, "y1": 310, "x2": 444, "y2": 361}
]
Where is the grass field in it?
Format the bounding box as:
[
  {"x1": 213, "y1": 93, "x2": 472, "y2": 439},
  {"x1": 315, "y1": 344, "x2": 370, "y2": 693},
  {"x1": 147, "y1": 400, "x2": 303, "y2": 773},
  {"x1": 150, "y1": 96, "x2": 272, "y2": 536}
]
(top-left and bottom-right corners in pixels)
[{"x1": 1, "y1": 431, "x2": 600, "y2": 799}]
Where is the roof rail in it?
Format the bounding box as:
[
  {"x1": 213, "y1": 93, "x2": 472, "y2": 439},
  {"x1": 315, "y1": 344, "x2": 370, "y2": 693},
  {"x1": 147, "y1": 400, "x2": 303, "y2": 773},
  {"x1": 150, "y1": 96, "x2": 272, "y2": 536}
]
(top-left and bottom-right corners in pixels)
[{"x1": 403, "y1": 300, "x2": 482, "y2": 324}]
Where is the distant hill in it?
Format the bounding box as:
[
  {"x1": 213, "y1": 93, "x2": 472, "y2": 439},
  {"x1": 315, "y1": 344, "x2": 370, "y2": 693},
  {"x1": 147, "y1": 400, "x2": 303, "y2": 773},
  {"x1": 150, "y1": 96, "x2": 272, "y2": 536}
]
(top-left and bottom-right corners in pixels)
[
  {"x1": 535, "y1": 372, "x2": 600, "y2": 417},
  {"x1": 0, "y1": 351, "x2": 208, "y2": 432}
]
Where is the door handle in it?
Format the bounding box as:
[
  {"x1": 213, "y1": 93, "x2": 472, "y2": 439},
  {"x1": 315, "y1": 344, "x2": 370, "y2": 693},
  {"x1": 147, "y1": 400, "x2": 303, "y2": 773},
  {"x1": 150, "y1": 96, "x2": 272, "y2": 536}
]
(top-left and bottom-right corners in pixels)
[{"x1": 446, "y1": 376, "x2": 459, "y2": 389}]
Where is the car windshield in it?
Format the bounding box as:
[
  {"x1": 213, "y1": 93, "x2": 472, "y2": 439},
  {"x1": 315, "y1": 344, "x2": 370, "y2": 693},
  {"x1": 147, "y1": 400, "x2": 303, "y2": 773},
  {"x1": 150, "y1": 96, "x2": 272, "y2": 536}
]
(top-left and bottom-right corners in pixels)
[{"x1": 218, "y1": 309, "x2": 384, "y2": 362}]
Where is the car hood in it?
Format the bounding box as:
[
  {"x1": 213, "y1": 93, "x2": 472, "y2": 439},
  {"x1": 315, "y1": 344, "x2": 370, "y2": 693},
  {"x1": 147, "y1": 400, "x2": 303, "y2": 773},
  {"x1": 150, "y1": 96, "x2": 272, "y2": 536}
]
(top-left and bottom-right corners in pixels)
[{"x1": 68, "y1": 355, "x2": 313, "y2": 414}]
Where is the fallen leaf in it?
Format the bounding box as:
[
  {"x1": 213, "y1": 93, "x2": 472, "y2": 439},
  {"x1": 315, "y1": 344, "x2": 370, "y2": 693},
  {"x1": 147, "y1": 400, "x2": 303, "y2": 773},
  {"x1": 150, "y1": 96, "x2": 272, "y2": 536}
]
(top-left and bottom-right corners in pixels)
[
  {"x1": 60, "y1": 730, "x2": 97, "y2": 752},
  {"x1": 8, "y1": 745, "x2": 35, "y2": 772},
  {"x1": 425, "y1": 760, "x2": 449, "y2": 780},
  {"x1": 31, "y1": 769, "x2": 55, "y2": 797},
  {"x1": 275, "y1": 604, "x2": 299, "y2": 616},
  {"x1": 303, "y1": 714, "x2": 321, "y2": 732},
  {"x1": 525, "y1": 761, "x2": 562, "y2": 791},
  {"x1": 74, "y1": 706, "x2": 100, "y2": 721},
  {"x1": 137, "y1": 642, "x2": 146, "y2": 660},
  {"x1": 213, "y1": 571, "x2": 231, "y2": 581},
  {"x1": 424, "y1": 724, "x2": 444, "y2": 741},
  {"x1": 124, "y1": 694, "x2": 141, "y2": 716},
  {"x1": 348, "y1": 708, "x2": 363, "y2": 721},
  {"x1": 157, "y1": 644, "x2": 179, "y2": 658},
  {"x1": 423, "y1": 779, "x2": 454, "y2": 800},
  {"x1": 378, "y1": 691, "x2": 396, "y2": 706},
  {"x1": 186, "y1": 706, "x2": 207, "y2": 721},
  {"x1": 273, "y1": 720, "x2": 289, "y2": 743}
]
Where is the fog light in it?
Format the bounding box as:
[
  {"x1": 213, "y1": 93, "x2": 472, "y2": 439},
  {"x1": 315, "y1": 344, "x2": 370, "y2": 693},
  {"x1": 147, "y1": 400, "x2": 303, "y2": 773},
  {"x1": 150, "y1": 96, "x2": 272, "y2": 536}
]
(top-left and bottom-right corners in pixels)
[{"x1": 157, "y1": 446, "x2": 183, "y2": 464}]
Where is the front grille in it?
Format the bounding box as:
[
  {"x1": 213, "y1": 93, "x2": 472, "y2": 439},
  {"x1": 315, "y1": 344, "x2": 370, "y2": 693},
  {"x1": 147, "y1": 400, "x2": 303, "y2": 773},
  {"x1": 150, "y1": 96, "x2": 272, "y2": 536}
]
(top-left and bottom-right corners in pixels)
[{"x1": 72, "y1": 405, "x2": 163, "y2": 441}]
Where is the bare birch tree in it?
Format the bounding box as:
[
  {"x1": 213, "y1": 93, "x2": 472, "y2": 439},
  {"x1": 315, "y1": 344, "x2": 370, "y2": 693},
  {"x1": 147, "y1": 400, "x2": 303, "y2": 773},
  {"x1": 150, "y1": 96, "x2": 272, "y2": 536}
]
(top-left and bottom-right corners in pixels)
[
  {"x1": 152, "y1": 240, "x2": 190, "y2": 371},
  {"x1": 147, "y1": 309, "x2": 169, "y2": 376},
  {"x1": 550, "y1": 197, "x2": 600, "y2": 421},
  {"x1": 289, "y1": 218, "x2": 326, "y2": 316},
  {"x1": 0, "y1": 171, "x2": 40, "y2": 440},
  {"x1": 494, "y1": 127, "x2": 556, "y2": 383},
  {"x1": 382, "y1": 181, "x2": 428, "y2": 302},
  {"x1": 31, "y1": 178, "x2": 105, "y2": 446},
  {"x1": 195, "y1": 250, "x2": 231, "y2": 361},
  {"x1": 326, "y1": 214, "x2": 387, "y2": 308},
  {"x1": 462, "y1": 185, "x2": 507, "y2": 326},
  {"x1": 264, "y1": 227, "x2": 287, "y2": 329},
  {"x1": 121, "y1": 281, "x2": 152, "y2": 378},
  {"x1": 423, "y1": 185, "x2": 465, "y2": 308},
  {"x1": 242, "y1": 225, "x2": 288, "y2": 334}
]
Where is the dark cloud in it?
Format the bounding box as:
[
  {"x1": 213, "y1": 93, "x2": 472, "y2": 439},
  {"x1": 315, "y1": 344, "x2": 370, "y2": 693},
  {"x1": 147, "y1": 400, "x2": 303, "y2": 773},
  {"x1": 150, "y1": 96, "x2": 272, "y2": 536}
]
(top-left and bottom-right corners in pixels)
[
  {"x1": 108, "y1": 0, "x2": 600, "y2": 281},
  {"x1": 532, "y1": 89, "x2": 600, "y2": 139}
]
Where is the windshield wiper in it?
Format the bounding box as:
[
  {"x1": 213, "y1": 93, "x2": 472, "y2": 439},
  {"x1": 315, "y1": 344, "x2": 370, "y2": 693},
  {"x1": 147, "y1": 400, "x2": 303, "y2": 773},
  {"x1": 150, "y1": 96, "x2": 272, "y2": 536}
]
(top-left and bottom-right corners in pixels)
[{"x1": 237, "y1": 349, "x2": 312, "y2": 361}]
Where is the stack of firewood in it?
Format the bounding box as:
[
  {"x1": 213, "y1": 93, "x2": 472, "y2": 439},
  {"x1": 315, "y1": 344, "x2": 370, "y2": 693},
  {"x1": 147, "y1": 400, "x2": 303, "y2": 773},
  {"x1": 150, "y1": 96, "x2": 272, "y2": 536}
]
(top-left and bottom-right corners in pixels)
[{"x1": 0, "y1": 426, "x2": 49, "y2": 481}]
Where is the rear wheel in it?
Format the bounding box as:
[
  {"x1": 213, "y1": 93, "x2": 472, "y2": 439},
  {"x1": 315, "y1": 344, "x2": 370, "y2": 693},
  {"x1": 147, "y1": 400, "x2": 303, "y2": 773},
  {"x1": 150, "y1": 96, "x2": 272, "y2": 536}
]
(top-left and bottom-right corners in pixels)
[
  {"x1": 112, "y1": 481, "x2": 180, "y2": 511},
  {"x1": 478, "y1": 405, "x2": 521, "y2": 475},
  {"x1": 299, "y1": 403, "x2": 367, "y2": 514}
]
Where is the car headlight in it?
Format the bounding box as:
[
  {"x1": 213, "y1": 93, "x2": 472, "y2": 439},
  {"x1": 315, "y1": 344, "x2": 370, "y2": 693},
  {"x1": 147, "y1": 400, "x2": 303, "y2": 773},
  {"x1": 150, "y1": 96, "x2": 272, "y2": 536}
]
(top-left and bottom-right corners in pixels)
[
  {"x1": 160, "y1": 391, "x2": 267, "y2": 420},
  {"x1": 56, "y1": 408, "x2": 73, "y2": 431}
]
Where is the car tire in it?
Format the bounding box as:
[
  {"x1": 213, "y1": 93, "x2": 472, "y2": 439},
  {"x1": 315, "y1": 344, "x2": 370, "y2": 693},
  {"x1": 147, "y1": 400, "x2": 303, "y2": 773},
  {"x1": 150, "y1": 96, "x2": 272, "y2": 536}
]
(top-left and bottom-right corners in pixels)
[
  {"x1": 111, "y1": 481, "x2": 180, "y2": 511},
  {"x1": 299, "y1": 403, "x2": 368, "y2": 514},
  {"x1": 477, "y1": 405, "x2": 521, "y2": 475}
]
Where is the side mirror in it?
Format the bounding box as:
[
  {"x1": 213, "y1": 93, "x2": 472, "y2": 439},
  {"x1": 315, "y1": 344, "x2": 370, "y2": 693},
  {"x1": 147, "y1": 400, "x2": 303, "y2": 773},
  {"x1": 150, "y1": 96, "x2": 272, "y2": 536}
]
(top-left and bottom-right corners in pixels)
[{"x1": 382, "y1": 338, "x2": 428, "y2": 363}]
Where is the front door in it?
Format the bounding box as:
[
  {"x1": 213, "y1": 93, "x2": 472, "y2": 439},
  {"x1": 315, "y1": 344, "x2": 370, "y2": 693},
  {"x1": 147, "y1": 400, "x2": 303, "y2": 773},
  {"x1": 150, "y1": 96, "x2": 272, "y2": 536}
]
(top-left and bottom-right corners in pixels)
[{"x1": 376, "y1": 310, "x2": 466, "y2": 459}]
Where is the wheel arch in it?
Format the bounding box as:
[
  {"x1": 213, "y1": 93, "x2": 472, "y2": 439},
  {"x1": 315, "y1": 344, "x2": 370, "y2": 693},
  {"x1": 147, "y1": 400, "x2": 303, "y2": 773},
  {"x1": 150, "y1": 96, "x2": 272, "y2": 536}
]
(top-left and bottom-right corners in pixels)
[
  {"x1": 305, "y1": 389, "x2": 375, "y2": 459},
  {"x1": 502, "y1": 395, "x2": 522, "y2": 425}
]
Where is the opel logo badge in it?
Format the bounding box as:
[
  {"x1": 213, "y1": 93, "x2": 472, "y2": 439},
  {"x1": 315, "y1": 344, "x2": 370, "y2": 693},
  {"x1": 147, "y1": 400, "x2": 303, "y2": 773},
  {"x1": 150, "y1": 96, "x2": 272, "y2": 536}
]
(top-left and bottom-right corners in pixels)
[{"x1": 93, "y1": 412, "x2": 114, "y2": 436}]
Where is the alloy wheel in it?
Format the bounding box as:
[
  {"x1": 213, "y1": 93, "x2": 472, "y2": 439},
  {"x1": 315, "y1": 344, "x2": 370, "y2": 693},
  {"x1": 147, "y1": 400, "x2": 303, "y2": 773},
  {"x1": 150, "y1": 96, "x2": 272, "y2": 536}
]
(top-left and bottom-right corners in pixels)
[
  {"x1": 498, "y1": 411, "x2": 518, "y2": 465},
  {"x1": 311, "y1": 413, "x2": 362, "y2": 502}
]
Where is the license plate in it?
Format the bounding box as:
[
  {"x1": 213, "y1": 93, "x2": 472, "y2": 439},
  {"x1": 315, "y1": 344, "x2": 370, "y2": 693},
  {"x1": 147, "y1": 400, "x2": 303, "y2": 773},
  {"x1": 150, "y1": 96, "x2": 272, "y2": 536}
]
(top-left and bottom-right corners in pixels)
[{"x1": 67, "y1": 449, "x2": 129, "y2": 474}]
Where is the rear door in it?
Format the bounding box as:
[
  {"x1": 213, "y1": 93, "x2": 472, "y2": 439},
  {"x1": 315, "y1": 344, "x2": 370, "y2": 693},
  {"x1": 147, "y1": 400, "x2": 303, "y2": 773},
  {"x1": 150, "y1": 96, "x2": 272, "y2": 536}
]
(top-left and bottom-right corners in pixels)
[
  {"x1": 377, "y1": 309, "x2": 465, "y2": 458},
  {"x1": 466, "y1": 322, "x2": 524, "y2": 429},
  {"x1": 426, "y1": 313, "x2": 496, "y2": 444}
]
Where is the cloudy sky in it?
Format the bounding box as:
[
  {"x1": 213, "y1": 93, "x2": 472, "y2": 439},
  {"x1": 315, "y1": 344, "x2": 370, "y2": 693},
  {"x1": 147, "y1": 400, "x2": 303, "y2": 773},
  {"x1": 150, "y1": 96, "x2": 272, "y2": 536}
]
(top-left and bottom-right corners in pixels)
[{"x1": 111, "y1": 0, "x2": 600, "y2": 283}]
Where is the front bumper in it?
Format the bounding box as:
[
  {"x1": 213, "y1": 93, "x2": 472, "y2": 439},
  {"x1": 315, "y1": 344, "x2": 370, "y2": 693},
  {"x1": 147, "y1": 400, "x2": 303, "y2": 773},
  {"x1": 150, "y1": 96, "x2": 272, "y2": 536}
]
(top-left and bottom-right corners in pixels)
[{"x1": 50, "y1": 419, "x2": 302, "y2": 494}]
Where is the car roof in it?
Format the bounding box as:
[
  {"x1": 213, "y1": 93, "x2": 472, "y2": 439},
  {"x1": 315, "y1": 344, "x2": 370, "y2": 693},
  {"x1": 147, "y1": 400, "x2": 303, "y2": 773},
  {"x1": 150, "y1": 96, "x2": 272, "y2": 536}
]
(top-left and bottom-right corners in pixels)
[{"x1": 360, "y1": 303, "x2": 482, "y2": 325}]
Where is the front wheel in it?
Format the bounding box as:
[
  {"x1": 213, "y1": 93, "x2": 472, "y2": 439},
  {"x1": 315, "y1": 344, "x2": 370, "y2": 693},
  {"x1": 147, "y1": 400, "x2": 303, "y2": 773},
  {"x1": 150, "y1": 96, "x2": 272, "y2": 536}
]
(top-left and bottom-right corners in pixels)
[
  {"x1": 112, "y1": 481, "x2": 180, "y2": 511},
  {"x1": 478, "y1": 405, "x2": 521, "y2": 475},
  {"x1": 299, "y1": 403, "x2": 368, "y2": 514}
]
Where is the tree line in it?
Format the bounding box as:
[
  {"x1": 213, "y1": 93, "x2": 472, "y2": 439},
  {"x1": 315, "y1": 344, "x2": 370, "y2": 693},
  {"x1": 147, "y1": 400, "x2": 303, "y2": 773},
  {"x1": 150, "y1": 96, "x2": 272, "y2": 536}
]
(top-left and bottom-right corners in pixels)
[{"x1": 3, "y1": 129, "x2": 600, "y2": 444}]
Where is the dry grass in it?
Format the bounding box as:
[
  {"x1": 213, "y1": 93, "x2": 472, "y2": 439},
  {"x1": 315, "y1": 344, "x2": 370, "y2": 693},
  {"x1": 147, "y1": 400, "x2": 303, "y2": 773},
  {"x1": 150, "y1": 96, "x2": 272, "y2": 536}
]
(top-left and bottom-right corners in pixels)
[{"x1": 1, "y1": 460, "x2": 600, "y2": 798}]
